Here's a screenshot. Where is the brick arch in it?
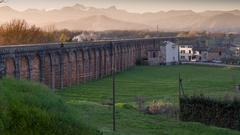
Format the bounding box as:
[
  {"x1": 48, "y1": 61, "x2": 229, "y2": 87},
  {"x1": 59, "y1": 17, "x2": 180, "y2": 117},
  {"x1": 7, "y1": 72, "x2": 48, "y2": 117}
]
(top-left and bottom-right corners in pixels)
[
  {"x1": 122, "y1": 47, "x2": 127, "y2": 70},
  {"x1": 90, "y1": 49, "x2": 97, "y2": 79},
  {"x1": 63, "y1": 52, "x2": 71, "y2": 87},
  {"x1": 95, "y1": 49, "x2": 100, "y2": 79},
  {"x1": 89, "y1": 49, "x2": 95, "y2": 80},
  {"x1": 69, "y1": 51, "x2": 77, "y2": 86},
  {"x1": 126, "y1": 47, "x2": 130, "y2": 68},
  {"x1": 116, "y1": 47, "x2": 121, "y2": 72},
  {"x1": 83, "y1": 50, "x2": 90, "y2": 81},
  {"x1": 105, "y1": 49, "x2": 111, "y2": 75},
  {"x1": 52, "y1": 53, "x2": 61, "y2": 89},
  {"x1": 32, "y1": 54, "x2": 41, "y2": 81},
  {"x1": 44, "y1": 53, "x2": 52, "y2": 87},
  {"x1": 20, "y1": 56, "x2": 30, "y2": 80},
  {"x1": 98, "y1": 49, "x2": 103, "y2": 78},
  {"x1": 5, "y1": 57, "x2": 15, "y2": 78},
  {"x1": 77, "y1": 50, "x2": 84, "y2": 83},
  {"x1": 100, "y1": 49, "x2": 106, "y2": 77}
]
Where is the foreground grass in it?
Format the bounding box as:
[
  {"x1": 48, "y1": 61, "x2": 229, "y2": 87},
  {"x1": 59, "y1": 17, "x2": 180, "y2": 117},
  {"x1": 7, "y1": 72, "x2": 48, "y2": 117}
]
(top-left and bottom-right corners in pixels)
[
  {"x1": 0, "y1": 78, "x2": 100, "y2": 135},
  {"x1": 58, "y1": 65, "x2": 240, "y2": 135}
]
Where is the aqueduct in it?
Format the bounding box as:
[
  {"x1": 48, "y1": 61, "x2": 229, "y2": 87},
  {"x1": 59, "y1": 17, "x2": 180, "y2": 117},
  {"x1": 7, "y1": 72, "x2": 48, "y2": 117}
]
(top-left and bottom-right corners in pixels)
[{"x1": 0, "y1": 37, "x2": 192, "y2": 89}]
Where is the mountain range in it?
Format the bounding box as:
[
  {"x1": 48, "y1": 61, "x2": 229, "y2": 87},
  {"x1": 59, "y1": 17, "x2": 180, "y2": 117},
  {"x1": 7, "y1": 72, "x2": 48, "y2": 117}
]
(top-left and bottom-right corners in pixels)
[{"x1": 0, "y1": 4, "x2": 240, "y2": 32}]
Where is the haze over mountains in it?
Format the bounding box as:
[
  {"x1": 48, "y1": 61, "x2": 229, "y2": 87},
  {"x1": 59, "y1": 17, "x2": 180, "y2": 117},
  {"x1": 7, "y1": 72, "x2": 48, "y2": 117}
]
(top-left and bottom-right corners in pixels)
[{"x1": 0, "y1": 4, "x2": 240, "y2": 32}]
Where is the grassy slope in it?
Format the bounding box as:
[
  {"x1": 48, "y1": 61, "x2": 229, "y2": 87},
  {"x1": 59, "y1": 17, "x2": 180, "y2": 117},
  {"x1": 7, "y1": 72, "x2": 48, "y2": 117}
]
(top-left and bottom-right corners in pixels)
[
  {"x1": 58, "y1": 65, "x2": 240, "y2": 135},
  {"x1": 0, "y1": 78, "x2": 100, "y2": 135}
]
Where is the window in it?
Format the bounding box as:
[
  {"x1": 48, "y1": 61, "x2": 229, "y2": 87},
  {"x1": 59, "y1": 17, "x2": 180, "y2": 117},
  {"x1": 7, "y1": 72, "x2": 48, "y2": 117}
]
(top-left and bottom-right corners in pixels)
[
  {"x1": 181, "y1": 56, "x2": 185, "y2": 59},
  {"x1": 189, "y1": 50, "x2": 192, "y2": 54},
  {"x1": 219, "y1": 51, "x2": 222, "y2": 56},
  {"x1": 180, "y1": 50, "x2": 185, "y2": 54},
  {"x1": 199, "y1": 51, "x2": 202, "y2": 54},
  {"x1": 181, "y1": 45, "x2": 185, "y2": 48},
  {"x1": 152, "y1": 52, "x2": 156, "y2": 58}
]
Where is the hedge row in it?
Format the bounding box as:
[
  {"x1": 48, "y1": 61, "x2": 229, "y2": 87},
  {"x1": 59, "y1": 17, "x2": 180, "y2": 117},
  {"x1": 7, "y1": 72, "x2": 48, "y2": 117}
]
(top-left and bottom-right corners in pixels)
[{"x1": 179, "y1": 96, "x2": 240, "y2": 130}]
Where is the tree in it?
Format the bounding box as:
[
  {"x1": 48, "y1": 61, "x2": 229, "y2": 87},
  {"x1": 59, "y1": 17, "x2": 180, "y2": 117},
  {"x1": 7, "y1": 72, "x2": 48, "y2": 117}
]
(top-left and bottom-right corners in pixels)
[{"x1": 0, "y1": 19, "x2": 56, "y2": 45}]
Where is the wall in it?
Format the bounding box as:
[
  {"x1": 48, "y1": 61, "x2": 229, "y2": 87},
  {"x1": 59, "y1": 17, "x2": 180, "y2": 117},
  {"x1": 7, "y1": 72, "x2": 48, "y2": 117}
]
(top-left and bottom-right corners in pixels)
[
  {"x1": 165, "y1": 41, "x2": 179, "y2": 64},
  {"x1": 0, "y1": 37, "x2": 183, "y2": 90}
]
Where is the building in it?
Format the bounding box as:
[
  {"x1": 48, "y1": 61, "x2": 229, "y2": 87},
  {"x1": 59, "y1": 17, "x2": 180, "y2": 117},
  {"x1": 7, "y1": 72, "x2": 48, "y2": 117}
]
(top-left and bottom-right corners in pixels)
[
  {"x1": 179, "y1": 45, "x2": 193, "y2": 61},
  {"x1": 207, "y1": 47, "x2": 229, "y2": 61},
  {"x1": 192, "y1": 46, "x2": 208, "y2": 62},
  {"x1": 147, "y1": 49, "x2": 161, "y2": 65},
  {"x1": 230, "y1": 44, "x2": 240, "y2": 57},
  {"x1": 162, "y1": 41, "x2": 179, "y2": 65},
  {"x1": 147, "y1": 41, "x2": 179, "y2": 65}
]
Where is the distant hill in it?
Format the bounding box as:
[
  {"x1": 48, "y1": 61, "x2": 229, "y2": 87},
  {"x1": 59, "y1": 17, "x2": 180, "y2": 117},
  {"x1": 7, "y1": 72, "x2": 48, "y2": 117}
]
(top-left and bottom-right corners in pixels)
[
  {"x1": 0, "y1": 4, "x2": 240, "y2": 32},
  {"x1": 192, "y1": 13, "x2": 240, "y2": 32},
  {"x1": 54, "y1": 15, "x2": 151, "y2": 31}
]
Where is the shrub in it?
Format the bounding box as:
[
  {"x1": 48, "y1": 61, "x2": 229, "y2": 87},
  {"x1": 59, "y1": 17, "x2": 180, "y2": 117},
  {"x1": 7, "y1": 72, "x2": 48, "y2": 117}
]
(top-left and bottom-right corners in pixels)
[
  {"x1": 180, "y1": 95, "x2": 240, "y2": 130},
  {"x1": 115, "y1": 103, "x2": 135, "y2": 110},
  {"x1": 146, "y1": 100, "x2": 179, "y2": 118}
]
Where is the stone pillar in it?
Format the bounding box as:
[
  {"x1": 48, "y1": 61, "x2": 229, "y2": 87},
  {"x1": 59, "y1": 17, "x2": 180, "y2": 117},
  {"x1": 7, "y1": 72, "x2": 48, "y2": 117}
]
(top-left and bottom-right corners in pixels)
[
  {"x1": 83, "y1": 49, "x2": 90, "y2": 82},
  {"x1": 0, "y1": 55, "x2": 5, "y2": 78},
  {"x1": 28, "y1": 55, "x2": 33, "y2": 80},
  {"x1": 15, "y1": 55, "x2": 20, "y2": 80},
  {"x1": 75, "y1": 51, "x2": 80, "y2": 84},
  {"x1": 39, "y1": 51, "x2": 45, "y2": 83},
  {"x1": 89, "y1": 49, "x2": 95, "y2": 80},
  {"x1": 95, "y1": 49, "x2": 100, "y2": 79},
  {"x1": 106, "y1": 49, "x2": 111, "y2": 75},
  {"x1": 78, "y1": 50, "x2": 84, "y2": 83},
  {"x1": 101, "y1": 49, "x2": 106, "y2": 77}
]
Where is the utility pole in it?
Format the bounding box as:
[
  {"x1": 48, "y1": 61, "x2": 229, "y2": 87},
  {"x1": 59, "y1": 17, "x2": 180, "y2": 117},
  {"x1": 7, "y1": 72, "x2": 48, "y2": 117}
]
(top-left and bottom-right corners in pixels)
[
  {"x1": 111, "y1": 42, "x2": 116, "y2": 131},
  {"x1": 178, "y1": 72, "x2": 184, "y2": 97}
]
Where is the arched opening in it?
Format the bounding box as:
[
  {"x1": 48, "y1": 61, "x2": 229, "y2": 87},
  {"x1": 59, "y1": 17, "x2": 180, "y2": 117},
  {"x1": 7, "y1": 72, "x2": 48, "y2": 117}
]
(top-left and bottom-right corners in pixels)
[
  {"x1": 78, "y1": 50, "x2": 84, "y2": 83},
  {"x1": 70, "y1": 52, "x2": 77, "y2": 85},
  {"x1": 20, "y1": 56, "x2": 29, "y2": 80},
  {"x1": 53, "y1": 53, "x2": 61, "y2": 89},
  {"x1": 5, "y1": 57, "x2": 15, "y2": 78},
  {"x1": 44, "y1": 53, "x2": 52, "y2": 87},
  {"x1": 32, "y1": 55, "x2": 41, "y2": 81},
  {"x1": 63, "y1": 52, "x2": 70, "y2": 87}
]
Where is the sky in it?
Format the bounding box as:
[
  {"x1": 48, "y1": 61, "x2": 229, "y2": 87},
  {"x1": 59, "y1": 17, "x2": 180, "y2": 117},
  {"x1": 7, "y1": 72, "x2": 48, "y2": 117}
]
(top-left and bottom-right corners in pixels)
[{"x1": 1, "y1": 0, "x2": 240, "y2": 13}]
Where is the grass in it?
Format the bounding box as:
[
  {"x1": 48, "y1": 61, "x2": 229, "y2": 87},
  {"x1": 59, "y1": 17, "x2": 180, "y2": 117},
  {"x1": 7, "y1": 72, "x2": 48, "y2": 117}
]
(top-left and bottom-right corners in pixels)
[
  {"x1": 57, "y1": 65, "x2": 240, "y2": 135},
  {"x1": 0, "y1": 78, "x2": 100, "y2": 135}
]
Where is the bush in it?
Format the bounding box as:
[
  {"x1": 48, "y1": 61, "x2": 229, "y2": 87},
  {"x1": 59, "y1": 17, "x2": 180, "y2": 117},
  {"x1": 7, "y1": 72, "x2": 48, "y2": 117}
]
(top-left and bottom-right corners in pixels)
[
  {"x1": 0, "y1": 78, "x2": 100, "y2": 135},
  {"x1": 146, "y1": 100, "x2": 178, "y2": 118},
  {"x1": 115, "y1": 103, "x2": 135, "y2": 110},
  {"x1": 180, "y1": 95, "x2": 240, "y2": 130}
]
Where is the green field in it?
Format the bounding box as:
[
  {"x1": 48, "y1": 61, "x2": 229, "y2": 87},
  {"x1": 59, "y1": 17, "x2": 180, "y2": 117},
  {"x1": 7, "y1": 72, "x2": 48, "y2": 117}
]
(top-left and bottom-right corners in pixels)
[{"x1": 57, "y1": 65, "x2": 240, "y2": 135}]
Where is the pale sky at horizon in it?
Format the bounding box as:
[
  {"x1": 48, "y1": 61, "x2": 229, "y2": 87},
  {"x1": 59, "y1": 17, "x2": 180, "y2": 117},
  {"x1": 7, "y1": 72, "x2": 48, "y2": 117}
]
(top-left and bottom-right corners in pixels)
[{"x1": 1, "y1": 0, "x2": 240, "y2": 13}]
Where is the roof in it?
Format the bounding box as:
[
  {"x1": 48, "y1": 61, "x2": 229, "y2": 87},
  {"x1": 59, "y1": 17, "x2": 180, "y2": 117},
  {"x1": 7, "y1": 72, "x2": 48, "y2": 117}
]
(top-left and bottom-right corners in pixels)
[
  {"x1": 193, "y1": 46, "x2": 208, "y2": 51},
  {"x1": 208, "y1": 47, "x2": 227, "y2": 53}
]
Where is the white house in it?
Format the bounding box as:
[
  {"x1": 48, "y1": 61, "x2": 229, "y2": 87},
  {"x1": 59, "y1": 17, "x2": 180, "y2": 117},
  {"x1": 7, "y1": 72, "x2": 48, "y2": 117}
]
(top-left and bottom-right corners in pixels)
[
  {"x1": 179, "y1": 45, "x2": 193, "y2": 61},
  {"x1": 164, "y1": 41, "x2": 179, "y2": 64}
]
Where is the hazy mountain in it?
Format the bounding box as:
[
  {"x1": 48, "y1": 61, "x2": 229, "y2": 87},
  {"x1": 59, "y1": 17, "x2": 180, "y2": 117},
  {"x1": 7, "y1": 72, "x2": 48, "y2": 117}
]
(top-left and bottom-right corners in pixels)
[
  {"x1": 0, "y1": 4, "x2": 240, "y2": 32},
  {"x1": 192, "y1": 13, "x2": 240, "y2": 32},
  {"x1": 54, "y1": 15, "x2": 151, "y2": 31}
]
